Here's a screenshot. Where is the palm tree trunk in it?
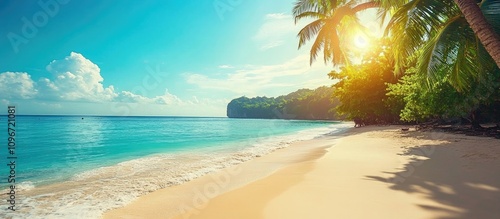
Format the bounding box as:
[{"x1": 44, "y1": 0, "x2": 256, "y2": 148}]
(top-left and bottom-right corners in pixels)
[{"x1": 454, "y1": 0, "x2": 500, "y2": 69}]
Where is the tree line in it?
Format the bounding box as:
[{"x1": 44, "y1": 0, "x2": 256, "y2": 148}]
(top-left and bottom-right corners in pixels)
[
  {"x1": 293, "y1": 0, "x2": 500, "y2": 127},
  {"x1": 227, "y1": 86, "x2": 342, "y2": 120}
]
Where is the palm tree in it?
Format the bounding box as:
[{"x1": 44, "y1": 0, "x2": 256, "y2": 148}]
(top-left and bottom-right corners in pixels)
[
  {"x1": 453, "y1": 0, "x2": 500, "y2": 68},
  {"x1": 383, "y1": 0, "x2": 500, "y2": 90},
  {"x1": 293, "y1": 0, "x2": 379, "y2": 66},
  {"x1": 295, "y1": 0, "x2": 500, "y2": 89},
  {"x1": 371, "y1": 0, "x2": 500, "y2": 70}
]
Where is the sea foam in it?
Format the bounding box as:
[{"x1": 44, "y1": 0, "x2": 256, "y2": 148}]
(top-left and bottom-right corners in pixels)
[{"x1": 0, "y1": 123, "x2": 350, "y2": 219}]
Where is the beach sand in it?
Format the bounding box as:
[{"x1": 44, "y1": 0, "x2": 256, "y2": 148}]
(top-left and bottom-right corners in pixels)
[{"x1": 103, "y1": 126, "x2": 500, "y2": 219}]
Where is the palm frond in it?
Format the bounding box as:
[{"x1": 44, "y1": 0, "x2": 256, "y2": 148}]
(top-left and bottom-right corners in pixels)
[
  {"x1": 310, "y1": 26, "x2": 327, "y2": 64},
  {"x1": 481, "y1": 0, "x2": 500, "y2": 33},
  {"x1": 293, "y1": 0, "x2": 319, "y2": 17},
  {"x1": 297, "y1": 19, "x2": 325, "y2": 49},
  {"x1": 417, "y1": 16, "x2": 479, "y2": 91},
  {"x1": 417, "y1": 16, "x2": 459, "y2": 82},
  {"x1": 294, "y1": 11, "x2": 325, "y2": 24},
  {"x1": 479, "y1": 0, "x2": 500, "y2": 71},
  {"x1": 295, "y1": 0, "x2": 387, "y2": 66},
  {"x1": 386, "y1": 0, "x2": 460, "y2": 74},
  {"x1": 374, "y1": 0, "x2": 410, "y2": 10}
]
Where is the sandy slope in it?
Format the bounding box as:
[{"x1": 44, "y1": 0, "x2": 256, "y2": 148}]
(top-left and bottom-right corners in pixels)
[{"x1": 104, "y1": 126, "x2": 500, "y2": 219}]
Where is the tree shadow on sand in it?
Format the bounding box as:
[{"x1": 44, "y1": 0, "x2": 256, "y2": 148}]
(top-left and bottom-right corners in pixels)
[{"x1": 365, "y1": 135, "x2": 500, "y2": 219}]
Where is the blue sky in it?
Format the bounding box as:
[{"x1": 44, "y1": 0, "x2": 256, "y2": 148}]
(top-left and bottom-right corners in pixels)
[{"x1": 0, "y1": 0, "x2": 377, "y2": 116}]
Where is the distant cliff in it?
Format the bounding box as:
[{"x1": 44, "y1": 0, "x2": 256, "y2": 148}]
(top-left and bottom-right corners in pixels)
[{"x1": 227, "y1": 86, "x2": 341, "y2": 120}]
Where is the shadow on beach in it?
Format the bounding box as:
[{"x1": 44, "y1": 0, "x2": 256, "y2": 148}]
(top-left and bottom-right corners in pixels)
[{"x1": 366, "y1": 133, "x2": 500, "y2": 219}]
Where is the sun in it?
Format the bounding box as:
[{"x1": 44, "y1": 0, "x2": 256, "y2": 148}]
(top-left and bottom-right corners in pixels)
[{"x1": 354, "y1": 34, "x2": 369, "y2": 49}]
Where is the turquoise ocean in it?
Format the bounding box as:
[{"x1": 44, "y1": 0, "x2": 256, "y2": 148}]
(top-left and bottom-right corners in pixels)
[{"x1": 1, "y1": 116, "x2": 350, "y2": 218}]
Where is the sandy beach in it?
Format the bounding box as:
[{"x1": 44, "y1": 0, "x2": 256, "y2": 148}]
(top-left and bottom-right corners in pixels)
[{"x1": 103, "y1": 126, "x2": 500, "y2": 219}]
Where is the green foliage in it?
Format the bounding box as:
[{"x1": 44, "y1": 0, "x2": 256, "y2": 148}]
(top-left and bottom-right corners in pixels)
[
  {"x1": 387, "y1": 55, "x2": 500, "y2": 122},
  {"x1": 227, "y1": 86, "x2": 340, "y2": 120},
  {"x1": 328, "y1": 39, "x2": 403, "y2": 123},
  {"x1": 383, "y1": 0, "x2": 500, "y2": 90},
  {"x1": 289, "y1": 0, "x2": 500, "y2": 126}
]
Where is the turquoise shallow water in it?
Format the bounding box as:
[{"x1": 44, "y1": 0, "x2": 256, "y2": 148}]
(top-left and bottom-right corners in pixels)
[{"x1": 0, "y1": 116, "x2": 350, "y2": 218}]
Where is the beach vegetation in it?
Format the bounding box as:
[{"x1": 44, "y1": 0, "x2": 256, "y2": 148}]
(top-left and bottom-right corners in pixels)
[
  {"x1": 227, "y1": 86, "x2": 342, "y2": 120},
  {"x1": 291, "y1": 0, "x2": 500, "y2": 127},
  {"x1": 227, "y1": 0, "x2": 500, "y2": 129},
  {"x1": 328, "y1": 38, "x2": 403, "y2": 124}
]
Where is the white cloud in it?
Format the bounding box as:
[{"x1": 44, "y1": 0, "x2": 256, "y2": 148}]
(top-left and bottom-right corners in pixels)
[
  {"x1": 253, "y1": 13, "x2": 295, "y2": 51},
  {"x1": 192, "y1": 96, "x2": 200, "y2": 104},
  {"x1": 41, "y1": 52, "x2": 117, "y2": 102},
  {"x1": 115, "y1": 89, "x2": 183, "y2": 105},
  {"x1": 0, "y1": 53, "x2": 231, "y2": 116},
  {"x1": 186, "y1": 54, "x2": 332, "y2": 96},
  {"x1": 0, "y1": 52, "x2": 332, "y2": 116},
  {"x1": 266, "y1": 13, "x2": 291, "y2": 20},
  {"x1": 0, "y1": 52, "x2": 185, "y2": 107},
  {"x1": 153, "y1": 89, "x2": 183, "y2": 105},
  {"x1": 260, "y1": 40, "x2": 284, "y2": 50},
  {"x1": 255, "y1": 13, "x2": 293, "y2": 40},
  {"x1": 116, "y1": 91, "x2": 152, "y2": 103},
  {"x1": 0, "y1": 72, "x2": 37, "y2": 99},
  {"x1": 218, "y1": 65, "x2": 234, "y2": 69}
]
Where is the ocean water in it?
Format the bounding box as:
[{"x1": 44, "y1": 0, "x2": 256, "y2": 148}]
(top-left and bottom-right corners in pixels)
[{"x1": 0, "y1": 116, "x2": 350, "y2": 218}]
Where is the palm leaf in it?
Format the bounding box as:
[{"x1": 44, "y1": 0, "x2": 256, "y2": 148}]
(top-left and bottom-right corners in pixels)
[
  {"x1": 417, "y1": 15, "x2": 480, "y2": 91},
  {"x1": 294, "y1": 11, "x2": 325, "y2": 23},
  {"x1": 386, "y1": 0, "x2": 459, "y2": 74},
  {"x1": 310, "y1": 25, "x2": 327, "y2": 64},
  {"x1": 478, "y1": 0, "x2": 500, "y2": 72},
  {"x1": 297, "y1": 19, "x2": 325, "y2": 49},
  {"x1": 293, "y1": 0, "x2": 319, "y2": 17}
]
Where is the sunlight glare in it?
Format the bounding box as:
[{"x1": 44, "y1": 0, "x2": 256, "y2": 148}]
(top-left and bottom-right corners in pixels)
[{"x1": 354, "y1": 35, "x2": 369, "y2": 49}]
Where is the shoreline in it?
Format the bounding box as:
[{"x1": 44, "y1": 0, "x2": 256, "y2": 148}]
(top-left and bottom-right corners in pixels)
[
  {"x1": 103, "y1": 132, "x2": 343, "y2": 219},
  {"x1": 0, "y1": 119, "x2": 345, "y2": 219},
  {"x1": 104, "y1": 125, "x2": 500, "y2": 219}
]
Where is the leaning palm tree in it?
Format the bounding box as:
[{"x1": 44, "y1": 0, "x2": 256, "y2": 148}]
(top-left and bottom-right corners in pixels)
[
  {"x1": 382, "y1": 0, "x2": 500, "y2": 90},
  {"x1": 295, "y1": 0, "x2": 500, "y2": 89},
  {"x1": 372, "y1": 0, "x2": 500, "y2": 70},
  {"x1": 293, "y1": 0, "x2": 378, "y2": 66},
  {"x1": 453, "y1": 0, "x2": 500, "y2": 68}
]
